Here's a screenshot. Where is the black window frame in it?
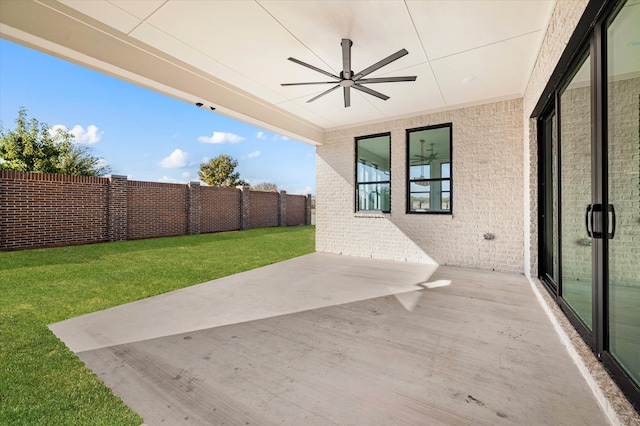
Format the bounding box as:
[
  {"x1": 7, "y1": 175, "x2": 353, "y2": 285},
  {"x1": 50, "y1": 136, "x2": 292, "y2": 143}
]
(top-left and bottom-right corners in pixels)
[
  {"x1": 355, "y1": 132, "x2": 391, "y2": 213},
  {"x1": 406, "y1": 123, "x2": 453, "y2": 215}
]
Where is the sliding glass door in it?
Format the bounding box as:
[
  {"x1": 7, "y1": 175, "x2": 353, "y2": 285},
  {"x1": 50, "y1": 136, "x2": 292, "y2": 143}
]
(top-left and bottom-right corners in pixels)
[
  {"x1": 539, "y1": 0, "x2": 639, "y2": 409},
  {"x1": 605, "y1": 0, "x2": 640, "y2": 392},
  {"x1": 559, "y1": 52, "x2": 594, "y2": 332}
]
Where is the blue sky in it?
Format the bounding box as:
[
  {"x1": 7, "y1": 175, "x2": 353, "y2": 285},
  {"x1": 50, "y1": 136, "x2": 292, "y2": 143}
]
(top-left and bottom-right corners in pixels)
[{"x1": 0, "y1": 39, "x2": 316, "y2": 195}]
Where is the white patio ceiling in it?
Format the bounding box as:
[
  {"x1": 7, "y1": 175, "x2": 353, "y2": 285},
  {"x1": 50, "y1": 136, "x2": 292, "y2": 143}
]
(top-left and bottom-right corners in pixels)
[{"x1": 0, "y1": 0, "x2": 556, "y2": 145}]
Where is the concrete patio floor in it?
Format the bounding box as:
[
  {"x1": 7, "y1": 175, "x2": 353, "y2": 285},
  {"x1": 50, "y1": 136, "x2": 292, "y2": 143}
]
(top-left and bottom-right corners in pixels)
[{"x1": 50, "y1": 253, "x2": 610, "y2": 425}]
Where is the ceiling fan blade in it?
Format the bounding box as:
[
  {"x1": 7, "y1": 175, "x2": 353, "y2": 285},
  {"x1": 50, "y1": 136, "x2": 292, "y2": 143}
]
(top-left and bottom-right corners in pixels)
[
  {"x1": 288, "y1": 57, "x2": 340, "y2": 79},
  {"x1": 353, "y1": 49, "x2": 409, "y2": 79},
  {"x1": 344, "y1": 86, "x2": 351, "y2": 108},
  {"x1": 306, "y1": 84, "x2": 340, "y2": 103},
  {"x1": 281, "y1": 81, "x2": 337, "y2": 86},
  {"x1": 341, "y1": 39, "x2": 352, "y2": 79},
  {"x1": 357, "y1": 76, "x2": 417, "y2": 84},
  {"x1": 353, "y1": 84, "x2": 390, "y2": 101}
]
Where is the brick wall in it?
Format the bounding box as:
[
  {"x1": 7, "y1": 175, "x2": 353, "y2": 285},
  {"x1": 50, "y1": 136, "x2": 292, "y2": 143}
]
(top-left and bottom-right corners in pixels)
[
  {"x1": 0, "y1": 172, "x2": 310, "y2": 250},
  {"x1": 317, "y1": 98, "x2": 524, "y2": 273},
  {"x1": 607, "y1": 78, "x2": 640, "y2": 287},
  {"x1": 0, "y1": 171, "x2": 108, "y2": 249},
  {"x1": 559, "y1": 83, "x2": 592, "y2": 284},
  {"x1": 522, "y1": 0, "x2": 590, "y2": 277},
  {"x1": 559, "y1": 77, "x2": 640, "y2": 288},
  {"x1": 286, "y1": 193, "x2": 306, "y2": 226},
  {"x1": 108, "y1": 175, "x2": 128, "y2": 241},
  {"x1": 127, "y1": 180, "x2": 188, "y2": 240},
  {"x1": 201, "y1": 186, "x2": 241, "y2": 233},
  {"x1": 249, "y1": 190, "x2": 279, "y2": 228}
]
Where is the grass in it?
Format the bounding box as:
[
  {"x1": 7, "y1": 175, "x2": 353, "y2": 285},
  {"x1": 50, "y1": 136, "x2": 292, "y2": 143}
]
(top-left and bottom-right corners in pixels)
[{"x1": 0, "y1": 226, "x2": 315, "y2": 425}]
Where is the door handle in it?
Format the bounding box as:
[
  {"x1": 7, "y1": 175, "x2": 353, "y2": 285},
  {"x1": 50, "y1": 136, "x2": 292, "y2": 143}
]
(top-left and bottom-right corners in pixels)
[
  {"x1": 585, "y1": 204, "x2": 593, "y2": 238},
  {"x1": 607, "y1": 204, "x2": 616, "y2": 239},
  {"x1": 586, "y1": 204, "x2": 604, "y2": 239}
]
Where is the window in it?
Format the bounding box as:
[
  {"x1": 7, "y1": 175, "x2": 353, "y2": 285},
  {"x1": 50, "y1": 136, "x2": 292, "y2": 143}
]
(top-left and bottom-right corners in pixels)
[
  {"x1": 407, "y1": 124, "x2": 452, "y2": 213},
  {"x1": 356, "y1": 133, "x2": 390, "y2": 212}
]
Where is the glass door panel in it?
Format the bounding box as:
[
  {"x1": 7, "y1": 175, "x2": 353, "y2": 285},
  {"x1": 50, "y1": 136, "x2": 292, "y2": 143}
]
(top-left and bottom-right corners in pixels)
[
  {"x1": 541, "y1": 111, "x2": 559, "y2": 287},
  {"x1": 606, "y1": 0, "x2": 640, "y2": 387},
  {"x1": 550, "y1": 114, "x2": 559, "y2": 286},
  {"x1": 560, "y1": 53, "x2": 593, "y2": 331}
]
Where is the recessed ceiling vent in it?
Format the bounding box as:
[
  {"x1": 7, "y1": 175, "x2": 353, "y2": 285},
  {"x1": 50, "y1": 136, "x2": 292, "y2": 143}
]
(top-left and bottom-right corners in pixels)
[{"x1": 282, "y1": 39, "x2": 417, "y2": 108}]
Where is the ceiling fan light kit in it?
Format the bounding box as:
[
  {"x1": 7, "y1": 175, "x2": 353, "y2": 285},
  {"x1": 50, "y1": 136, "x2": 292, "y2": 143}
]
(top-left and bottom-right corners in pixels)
[{"x1": 282, "y1": 39, "x2": 417, "y2": 108}]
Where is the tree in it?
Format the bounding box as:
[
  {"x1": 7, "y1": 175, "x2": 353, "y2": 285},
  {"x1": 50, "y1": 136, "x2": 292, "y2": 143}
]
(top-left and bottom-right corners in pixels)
[
  {"x1": 59, "y1": 143, "x2": 111, "y2": 177},
  {"x1": 252, "y1": 181, "x2": 278, "y2": 192},
  {"x1": 0, "y1": 108, "x2": 111, "y2": 176},
  {"x1": 198, "y1": 154, "x2": 247, "y2": 187}
]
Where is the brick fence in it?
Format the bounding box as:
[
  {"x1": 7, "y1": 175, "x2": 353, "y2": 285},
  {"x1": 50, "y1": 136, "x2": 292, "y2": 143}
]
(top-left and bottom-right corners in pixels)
[{"x1": 0, "y1": 171, "x2": 311, "y2": 250}]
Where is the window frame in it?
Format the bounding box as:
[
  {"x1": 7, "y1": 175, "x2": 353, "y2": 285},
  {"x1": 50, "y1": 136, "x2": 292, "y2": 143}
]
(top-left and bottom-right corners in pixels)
[
  {"x1": 355, "y1": 132, "x2": 391, "y2": 213},
  {"x1": 406, "y1": 123, "x2": 453, "y2": 215}
]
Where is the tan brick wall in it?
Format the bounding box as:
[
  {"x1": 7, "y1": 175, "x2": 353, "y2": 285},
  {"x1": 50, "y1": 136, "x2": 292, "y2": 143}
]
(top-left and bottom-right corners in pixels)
[
  {"x1": 523, "y1": 0, "x2": 590, "y2": 277},
  {"x1": 607, "y1": 78, "x2": 640, "y2": 287},
  {"x1": 317, "y1": 98, "x2": 524, "y2": 273},
  {"x1": 316, "y1": 1, "x2": 594, "y2": 274},
  {"x1": 558, "y1": 77, "x2": 640, "y2": 288},
  {"x1": 559, "y1": 84, "x2": 592, "y2": 283}
]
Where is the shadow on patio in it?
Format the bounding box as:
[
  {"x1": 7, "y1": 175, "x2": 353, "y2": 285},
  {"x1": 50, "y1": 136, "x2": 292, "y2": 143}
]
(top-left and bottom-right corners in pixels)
[{"x1": 50, "y1": 253, "x2": 608, "y2": 425}]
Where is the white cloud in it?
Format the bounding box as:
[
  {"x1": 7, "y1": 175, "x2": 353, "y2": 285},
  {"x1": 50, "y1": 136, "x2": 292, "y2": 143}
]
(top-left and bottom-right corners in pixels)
[
  {"x1": 256, "y1": 131, "x2": 289, "y2": 142},
  {"x1": 159, "y1": 173, "x2": 194, "y2": 184},
  {"x1": 95, "y1": 158, "x2": 110, "y2": 172},
  {"x1": 198, "y1": 131, "x2": 244, "y2": 144},
  {"x1": 281, "y1": 185, "x2": 314, "y2": 195},
  {"x1": 247, "y1": 150, "x2": 261, "y2": 158},
  {"x1": 49, "y1": 125, "x2": 65, "y2": 137},
  {"x1": 71, "y1": 124, "x2": 103, "y2": 144},
  {"x1": 289, "y1": 185, "x2": 313, "y2": 195},
  {"x1": 159, "y1": 149, "x2": 188, "y2": 168},
  {"x1": 50, "y1": 124, "x2": 103, "y2": 144}
]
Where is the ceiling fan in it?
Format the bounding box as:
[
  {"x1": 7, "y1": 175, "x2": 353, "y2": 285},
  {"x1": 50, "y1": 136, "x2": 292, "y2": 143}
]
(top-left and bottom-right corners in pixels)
[
  {"x1": 281, "y1": 39, "x2": 417, "y2": 108},
  {"x1": 411, "y1": 139, "x2": 438, "y2": 182}
]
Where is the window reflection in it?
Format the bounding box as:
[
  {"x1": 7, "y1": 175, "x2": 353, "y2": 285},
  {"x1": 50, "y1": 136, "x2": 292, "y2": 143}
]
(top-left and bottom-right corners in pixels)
[
  {"x1": 356, "y1": 133, "x2": 391, "y2": 212},
  {"x1": 407, "y1": 124, "x2": 452, "y2": 213}
]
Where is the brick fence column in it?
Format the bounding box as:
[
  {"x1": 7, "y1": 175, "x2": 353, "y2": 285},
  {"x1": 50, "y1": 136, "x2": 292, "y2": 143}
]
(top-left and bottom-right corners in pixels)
[
  {"x1": 108, "y1": 175, "x2": 128, "y2": 241},
  {"x1": 187, "y1": 181, "x2": 201, "y2": 235},
  {"x1": 305, "y1": 193, "x2": 312, "y2": 225},
  {"x1": 278, "y1": 190, "x2": 287, "y2": 227},
  {"x1": 237, "y1": 185, "x2": 250, "y2": 230}
]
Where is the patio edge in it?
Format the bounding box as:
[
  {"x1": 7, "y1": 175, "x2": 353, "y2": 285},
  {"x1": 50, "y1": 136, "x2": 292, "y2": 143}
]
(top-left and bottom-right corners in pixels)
[{"x1": 527, "y1": 277, "x2": 639, "y2": 426}]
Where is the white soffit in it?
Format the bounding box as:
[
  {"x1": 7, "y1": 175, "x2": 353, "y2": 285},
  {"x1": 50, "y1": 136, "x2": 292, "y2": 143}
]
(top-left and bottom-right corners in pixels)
[
  {"x1": 0, "y1": 0, "x2": 557, "y2": 145},
  {"x1": 407, "y1": 0, "x2": 556, "y2": 60}
]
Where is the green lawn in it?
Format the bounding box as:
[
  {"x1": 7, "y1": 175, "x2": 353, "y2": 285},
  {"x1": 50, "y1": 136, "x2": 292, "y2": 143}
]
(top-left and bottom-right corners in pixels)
[{"x1": 0, "y1": 226, "x2": 315, "y2": 425}]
